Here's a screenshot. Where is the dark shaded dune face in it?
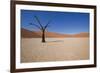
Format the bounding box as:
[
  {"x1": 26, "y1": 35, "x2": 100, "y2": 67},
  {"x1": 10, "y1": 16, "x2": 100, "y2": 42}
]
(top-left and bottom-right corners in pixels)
[
  {"x1": 21, "y1": 28, "x2": 41, "y2": 38},
  {"x1": 21, "y1": 28, "x2": 89, "y2": 38}
]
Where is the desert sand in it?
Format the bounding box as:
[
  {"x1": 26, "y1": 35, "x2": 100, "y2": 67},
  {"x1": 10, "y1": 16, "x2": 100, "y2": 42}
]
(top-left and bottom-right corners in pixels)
[{"x1": 21, "y1": 38, "x2": 89, "y2": 63}]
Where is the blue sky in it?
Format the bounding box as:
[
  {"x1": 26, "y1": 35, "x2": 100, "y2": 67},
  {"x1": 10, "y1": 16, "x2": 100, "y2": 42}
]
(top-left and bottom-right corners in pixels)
[{"x1": 21, "y1": 10, "x2": 89, "y2": 34}]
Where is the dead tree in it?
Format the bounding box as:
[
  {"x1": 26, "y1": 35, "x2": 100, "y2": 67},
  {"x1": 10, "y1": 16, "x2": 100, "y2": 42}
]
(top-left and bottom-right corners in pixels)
[{"x1": 30, "y1": 15, "x2": 52, "y2": 43}]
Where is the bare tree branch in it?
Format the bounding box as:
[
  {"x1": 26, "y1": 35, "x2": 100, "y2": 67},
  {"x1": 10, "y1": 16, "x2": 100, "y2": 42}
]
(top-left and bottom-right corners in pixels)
[
  {"x1": 34, "y1": 15, "x2": 44, "y2": 30},
  {"x1": 29, "y1": 23, "x2": 42, "y2": 30},
  {"x1": 44, "y1": 18, "x2": 53, "y2": 29}
]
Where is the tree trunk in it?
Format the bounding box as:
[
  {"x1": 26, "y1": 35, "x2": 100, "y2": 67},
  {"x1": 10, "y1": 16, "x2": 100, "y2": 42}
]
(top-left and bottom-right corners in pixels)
[{"x1": 42, "y1": 30, "x2": 45, "y2": 43}]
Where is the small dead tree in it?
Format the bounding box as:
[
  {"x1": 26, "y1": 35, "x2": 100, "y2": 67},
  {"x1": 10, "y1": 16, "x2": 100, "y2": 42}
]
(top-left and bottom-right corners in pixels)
[{"x1": 30, "y1": 15, "x2": 52, "y2": 43}]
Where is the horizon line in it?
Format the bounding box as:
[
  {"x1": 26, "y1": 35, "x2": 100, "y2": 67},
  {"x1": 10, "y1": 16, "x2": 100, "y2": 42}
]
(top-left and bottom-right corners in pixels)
[{"x1": 21, "y1": 28, "x2": 89, "y2": 35}]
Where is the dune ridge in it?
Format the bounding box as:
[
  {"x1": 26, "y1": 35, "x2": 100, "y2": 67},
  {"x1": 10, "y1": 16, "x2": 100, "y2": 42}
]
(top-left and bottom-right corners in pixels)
[{"x1": 21, "y1": 28, "x2": 89, "y2": 38}]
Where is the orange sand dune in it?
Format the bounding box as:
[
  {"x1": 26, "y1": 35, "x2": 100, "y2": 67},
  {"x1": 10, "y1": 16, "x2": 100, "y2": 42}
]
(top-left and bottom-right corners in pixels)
[{"x1": 21, "y1": 28, "x2": 89, "y2": 38}]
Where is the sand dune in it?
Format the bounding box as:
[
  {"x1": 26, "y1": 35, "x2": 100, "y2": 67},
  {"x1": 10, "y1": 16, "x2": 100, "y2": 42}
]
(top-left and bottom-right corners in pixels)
[
  {"x1": 21, "y1": 28, "x2": 89, "y2": 62},
  {"x1": 21, "y1": 28, "x2": 41, "y2": 38},
  {"x1": 21, "y1": 28, "x2": 89, "y2": 38}
]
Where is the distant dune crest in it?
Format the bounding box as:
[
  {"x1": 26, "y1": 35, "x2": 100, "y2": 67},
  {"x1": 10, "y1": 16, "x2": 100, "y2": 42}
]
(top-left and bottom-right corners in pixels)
[{"x1": 21, "y1": 28, "x2": 89, "y2": 38}]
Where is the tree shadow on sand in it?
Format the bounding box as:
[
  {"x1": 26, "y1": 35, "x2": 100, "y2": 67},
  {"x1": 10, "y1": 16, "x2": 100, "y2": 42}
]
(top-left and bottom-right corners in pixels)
[{"x1": 46, "y1": 40, "x2": 64, "y2": 43}]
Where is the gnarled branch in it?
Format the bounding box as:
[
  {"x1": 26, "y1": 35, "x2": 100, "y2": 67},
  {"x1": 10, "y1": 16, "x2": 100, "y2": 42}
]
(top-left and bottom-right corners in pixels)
[
  {"x1": 44, "y1": 18, "x2": 53, "y2": 29},
  {"x1": 34, "y1": 15, "x2": 44, "y2": 30},
  {"x1": 29, "y1": 23, "x2": 42, "y2": 30}
]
